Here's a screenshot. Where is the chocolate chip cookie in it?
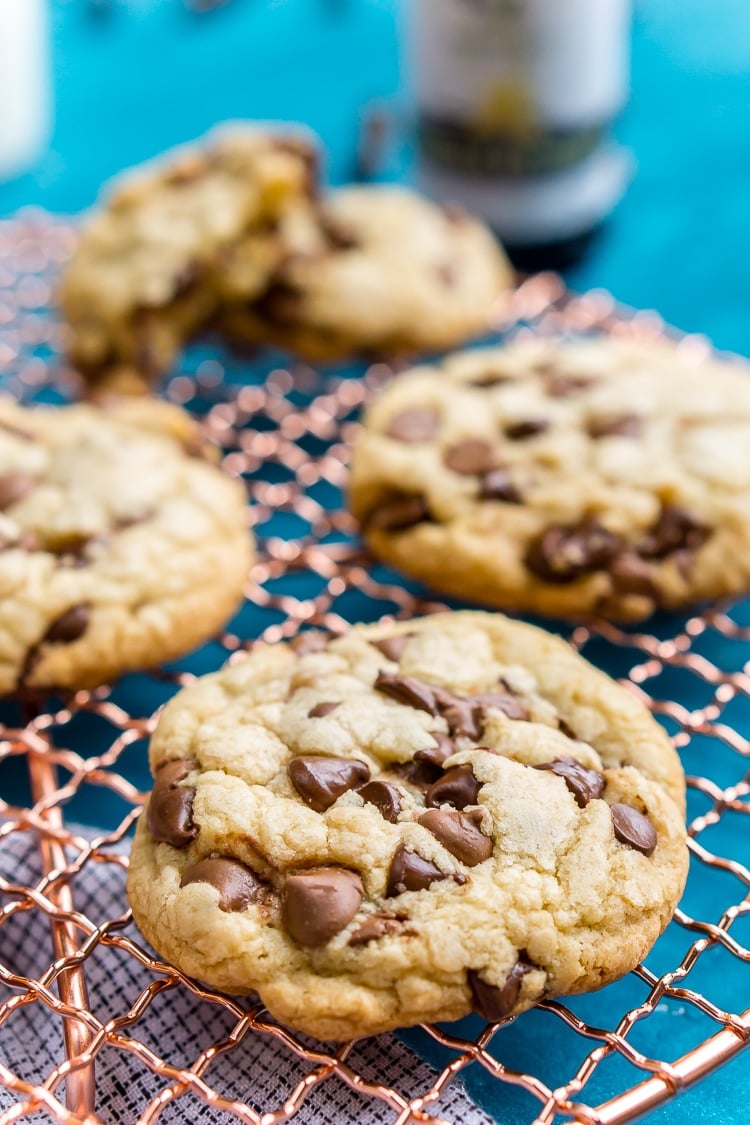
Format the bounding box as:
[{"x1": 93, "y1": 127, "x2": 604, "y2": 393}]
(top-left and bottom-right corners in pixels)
[
  {"x1": 127, "y1": 611, "x2": 687, "y2": 1041},
  {"x1": 0, "y1": 395, "x2": 252, "y2": 694},
  {"x1": 219, "y1": 185, "x2": 514, "y2": 361},
  {"x1": 349, "y1": 337, "x2": 750, "y2": 621},
  {"x1": 59, "y1": 125, "x2": 319, "y2": 389}
]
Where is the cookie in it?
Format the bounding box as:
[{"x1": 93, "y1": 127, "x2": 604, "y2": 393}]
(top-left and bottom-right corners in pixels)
[
  {"x1": 220, "y1": 186, "x2": 514, "y2": 361},
  {"x1": 349, "y1": 337, "x2": 750, "y2": 621},
  {"x1": 127, "y1": 611, "x2": 687, "y2": 1041},
  {"x1": 0, "y1": 395, "x2": 252, "y2": 694},
  {"x1": 59, "y1": 125, "x2": 318, "y2": 389}
]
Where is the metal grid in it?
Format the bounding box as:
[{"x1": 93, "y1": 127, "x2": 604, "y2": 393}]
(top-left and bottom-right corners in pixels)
[{"x1": 1, "y1": 212, "x2": 749, "y2": 1125}]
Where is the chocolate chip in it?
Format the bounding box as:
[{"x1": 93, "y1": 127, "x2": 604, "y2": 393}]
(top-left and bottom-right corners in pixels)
[
  {"x1": 0, "y1": 472, "x2": 35, "y2": 511},
  {"x1": 288, "y1": 756, "x2": 370, "y2": 812},
  {"x1": 587, "y1": 413, "x2": 642, "y2": 439},
  {"x1": 147, "y1": 759, "x2": 198, "y2": 848},
  {"x1": 348, "y1": 912, "x2": 405, "y2": 945},
  {"x1": 472, "y1": 690, "x2": 529, "y2": 724},
  {"x1": 180, "y1": 857, "x2": 268, "y2": 912},
  {"x1": 426, "y1": 765, "x2": 481, "y2": 810},
  {"x1": 479, "y1": 468, "x2": 522, "y2": 504},
  {"x1": 609, "y1": 553, "x2": 660, "y2": 598},
  {"x1": 544, "y1": 374, "x2": 595, "y2": 397},
  {"x1": 443, "y1": 440, "x2": 496, "y2": 475},
  {"x1": 414, "y1": 733, "x2": 455, "y2": 769},
  {"x1": 638, "y1": 504, "x2": 710, "y2": 560},
  {"x1": 319, "y1": 213, "x2": 359, "y2": 251},
  {"x1": 385, "y1": 408, "x2": 439, "y2": 443},
  {"x1": 371, "y1": 635, "x2": 412, "y2": 662},
  {"x1": 358, "y1": 779, "x2": 402, "y2": 823},
  {"x1": 292, "y1": 631, "x2": 329, "y2": 655},
  {"x1": 366, "y1": 493, "x2": 431, "y2": 533},
  {"x1": 390, "y1": 759, "x2": 443, "y2": 793},
  {"x1": 375, "y1": 670, "x2": 438, "y2": 715},
  {"x1": 557, "y1": 717, "x2": 578, "y2": 740},
  {"x1": 282, "y1": 868, "x2": 363, "y2": 946},
  {"x1": 505, "y1": 419, "x2": 549, "y2": 440},
  {"x1": 419, "y1": 808, "x2": 492, "y2": 866},
  {"x1": 44, "y1": 605, "x2": 90, "y2": 644},
  {"x1": 610, "y1": 804, "x2": 657, "y2": 856},
  {"x1": 432, "y1": 689, "x2": 482, "y2": 740},
  {"x1": 254, "y1": 281, "x2": 304, "y2": 326},
  {"x1": 468, "y1": 371, "x2": 514, "y2": 387},
  {"x1": 308, "y1": 701, "x2": 340, "y2": 718},
  {"x1": 385, "y1": 844, "x2": 449, "y2": 896},
  {"x1": 525, "y1": 519, "x2": 621, "y2": 583},
  {"x1": 535, "y1": 758, "x2": 606, "y2": 808},
  {"x1": 468, "y1": 957, "x2": 534, "y2": 1021}
]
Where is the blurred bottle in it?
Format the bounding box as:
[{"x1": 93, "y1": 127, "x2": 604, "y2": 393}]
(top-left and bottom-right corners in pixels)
[
  {"x1": 0, "y1": 0, "x2": 51, "y2": 182},
  {"x1": 408, "y1": 0, "x2": 632, "y2": 270}
]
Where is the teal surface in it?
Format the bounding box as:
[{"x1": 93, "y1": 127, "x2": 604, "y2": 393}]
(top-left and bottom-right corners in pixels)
[{"x1": 1, "y1": 2, "x2": 749, "y2": 1122}]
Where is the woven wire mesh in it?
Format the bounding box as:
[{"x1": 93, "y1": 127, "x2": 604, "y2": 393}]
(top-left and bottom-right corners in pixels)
[{"x1": 0, "y1": 212, "x2": 749, "y2": 1124}]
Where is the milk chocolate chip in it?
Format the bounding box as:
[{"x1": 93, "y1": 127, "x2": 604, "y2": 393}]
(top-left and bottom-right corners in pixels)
[
  {"x1": 638, "y1": 504, "x2": 710, "y2": 560},
  {"x1": 468, "y1": 956, "x2": 534, "y2": 1021},
  {"x1": 308, "y1": 701, "x2": 340, "y2": 718},
  {"x1": 147, "y1": 759, "x2": 198, "y2": 848},
  {"x1": 535, "y1": 758, "x2": 605, "y2": 808},
  {"x1": 282, "y1": 868, "x2": 363, "y2": 946},
  {"x1": 505, "y1": 419, "x2": 549, "y2": 440},
  {"x1": 358, "y1": 779, "x2": 402, "y2": 823},
  {"x1": 479, "y1": 468, "x2": 522, "y2": 504},
  {"x1": 348, "y1": 912, "x2": 404, "y2": 946},
  {"x1": 375, "y1": 670, "x2": 438, "y2": 715},
  {"x1": 426, "y1": 765, "x2": 481, "y2": 810},
  {"x1": 180, "y1": 857, "x2": 268, "y2": 912},
  {"x1": 610, "y1": 804, "x2": 657, "y2": 856},
  {"x1": 443, "y1": 440, "x2": 496, "y2": 475},
  {"x1": 44, "y1": 604, "x2": 90, "y2": 644},
  {"x1": 414, "y1": 733, "x2": 455, "y2": 769},
  {"x1": 587, "y1": 413, "x2": 642, "y2": 439},
  {"x1": 0, "y1": 472, "x2": 35, "y2": 511},
  {"x1": 288, "y1": 756, "x2": 370, "y2": 812},
  {"x1": 367, "y1": 493, "x2": 431, "y2": 533},
  {"x1": 525, "y1": 519, "x2": 621, "y2": 583},
  {"x1": 386, "y1": 844, "x2": 448, "y2": 896},
  {"x1": 371, "y1": 635, "x2": 412, "y2": 662},
  {"x1": 419, "y1": 808, "x2": 492, "y2": 866},
  {"x1": 386, "y1": 408, "x2": 439, "y2": 443}
]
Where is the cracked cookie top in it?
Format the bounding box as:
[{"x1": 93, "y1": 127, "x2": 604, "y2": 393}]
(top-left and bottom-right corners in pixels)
[{"x1": 127, "y1": 611, "x2": 687, "y2": 1041}]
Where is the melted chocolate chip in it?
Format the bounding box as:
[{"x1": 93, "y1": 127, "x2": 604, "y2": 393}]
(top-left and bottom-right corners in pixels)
[
  {"x1": 587, "y1": 413, "x2": 642, "y2": 439},
  {"x1": 638, "y1": 504, "x2": 710, "y2": 560},
  {"x1": 282, "y1": 868, "x2": 363, "y2": 946},
  {"x1": 366, "y1": 493, "x2": 431, "y2": 533},
  {"x1": 386, "y1": 844, "x2": 449, "y2": 896},
  {"x1": 390, "y1": 759, "x2": 443, "y2": 793},
  {"x1": 288, "y1": 756, "x2": 370, "y2": 812},
  {"x1": 386, "y1": 408, "x2": 439, "y2": 443},
  {"x1": 371, "y1": 634, "x2": 412, "y2": 662},
  {"x1": 358, "y1": 779, "x2": 402, "y2": 823},
  {"x1": 348, "y1": 912, "x2": 405, "y2": 946},
  {"x1": 505, "y1": 419, "x2": 549, "y2": 440},
  {"x1": 308, "y1": 701, "x2": 340, "y2": 719},
  {"x1": 525, "y1": 519, "x2": 621, "y2": 584},
  {"x1": 180, "y1": 857, "x2": 268, "y2": 912},
  {"x1": 426, "y1": 765, "x2": 481, "y2": 810},
  {"x1": 472, "y1": 690, "x2": 529, "y2": 724},
  {"x1": 468, "y1": 956, "x2": 534, "y2": 1021},
  {"x1": 419, "y1": 808, "x2": 492, "y2": 866},
  {"x1": 535, "y1": 758, "x2": 606, "y2": 808},
  {"x1": 609, "y1": 554, "x2": 660, "y2": 599},
  {"x1": 544, "y1": 374, "x2": 595, "y2": 397},
  {"x1": 433, "y1": 687, "x2": 528, "y2": 740},
  {"x1": 147, "y1": 759, "x2": 198, "y2": 848},
  {"x1": 479, "y1": 468, "x2": 522, "y2": 504},
  {"x1": 0, "y1": 472, "x2": 35, "y2": 511},
  {"x1": 375, "y1": 670, "x2": 438, "y2": 715},
  {"x1": 610, "y1": 804, "x2": 657, "y2": 856},
  {"x1": 443, "y1": 440, "x2": 496, "y2": 476},
  {"x1": 414, "y1": 733, "x2": 455, "y2": 769},
  {"x1": 44, "y1": 605, "x2": 90, "y2": 644},
  {"x1": 292, "y1": 631, "x2": 329, "y2": 655}
]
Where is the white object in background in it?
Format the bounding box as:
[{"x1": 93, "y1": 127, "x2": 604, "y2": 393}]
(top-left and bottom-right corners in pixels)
[
  {"x1": 0, "y1": 0, "x2": 51, "y2": 182},
  {"x1": 409, "y1": 0, "x2": 632, "y2": 249}
]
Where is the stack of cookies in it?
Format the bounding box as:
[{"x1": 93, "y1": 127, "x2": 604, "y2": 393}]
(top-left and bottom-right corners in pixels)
[{"x1": 6, "y1": 122, "x2": 727, "y2": 1045}]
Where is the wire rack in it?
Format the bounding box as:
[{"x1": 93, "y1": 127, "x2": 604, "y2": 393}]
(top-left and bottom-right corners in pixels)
[{"x1": 0, "y1": 212, "x2": 749, "y2": 1125}]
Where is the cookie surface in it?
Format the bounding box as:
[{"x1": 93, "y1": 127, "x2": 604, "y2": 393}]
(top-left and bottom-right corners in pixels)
[
  {"x1": 59, "y1": 125, "x2": 318, "y2": 388},
  {"x1": 220, "y1": 185, "x2": 514, "y2": 360},
  {"x1": 349, "y1": 337, "x2": 750, "y2": 621},
  {"x1": 0, "y1": 396, "x2": 252, "y2": 694},
  {"x1": 127, "y1": 611, "x2": 687, "y2": 1041}
]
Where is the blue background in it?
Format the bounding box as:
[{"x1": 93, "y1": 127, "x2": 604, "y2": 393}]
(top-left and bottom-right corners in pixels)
[{"x1": 1, "y1": 1, "x2": 749, "y2": 1122}]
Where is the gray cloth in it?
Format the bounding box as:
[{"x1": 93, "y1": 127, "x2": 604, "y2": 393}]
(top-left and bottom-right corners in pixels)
[{"x1": 0, "y1": 823, "x2": 494, "y2": 1124}]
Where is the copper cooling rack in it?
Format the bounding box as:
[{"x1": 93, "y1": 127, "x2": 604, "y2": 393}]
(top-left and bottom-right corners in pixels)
[{"x1": 1, "y1": 213, "x2": 749, "y2": 1125}]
